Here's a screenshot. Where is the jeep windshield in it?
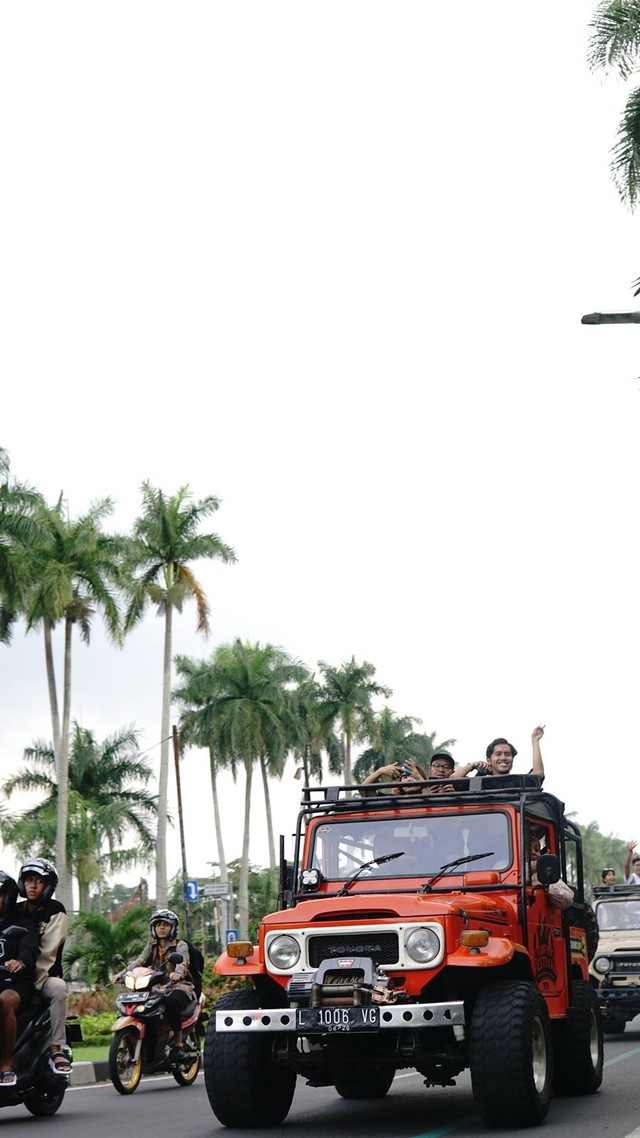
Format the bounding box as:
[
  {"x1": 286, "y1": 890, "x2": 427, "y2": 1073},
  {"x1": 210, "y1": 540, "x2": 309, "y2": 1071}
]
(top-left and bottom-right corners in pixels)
[
  {"x1": 596, "y1": 898, "x2": 640, "y2": 931},
  {"x1": 310, "y1": 810, "x2": 512, "y2": 880}
]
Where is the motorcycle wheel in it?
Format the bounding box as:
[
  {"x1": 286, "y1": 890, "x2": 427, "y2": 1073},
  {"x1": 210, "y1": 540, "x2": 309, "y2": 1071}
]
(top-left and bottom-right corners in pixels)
[
  {"x1": 109, "y1": 1027, "x2": 143, "y2": 1094},
  {"x1": 24, "y1": 1087, "x2": 66, "y2": 1116},
  {"x1": 172, "y1": 1027, "x2": 201, "y2": 1086}
]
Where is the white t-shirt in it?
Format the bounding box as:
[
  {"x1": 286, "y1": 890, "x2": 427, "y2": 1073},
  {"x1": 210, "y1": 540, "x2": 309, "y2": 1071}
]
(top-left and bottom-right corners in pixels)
[{"x1": 625, "y1": 872, "x2": 640, "y2": 885}]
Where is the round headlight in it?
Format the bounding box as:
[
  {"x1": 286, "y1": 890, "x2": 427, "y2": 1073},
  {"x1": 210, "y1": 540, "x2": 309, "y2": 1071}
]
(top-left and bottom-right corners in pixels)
[
  {"x1": 267, "y1": 935, "x2": 301, "y2": 970},
  {"x1": 405, "y1": 927, "x2": 440, "y2": 964},
  {"x1": 593, "y1": 956, "x2": 610, "y2": 975}
]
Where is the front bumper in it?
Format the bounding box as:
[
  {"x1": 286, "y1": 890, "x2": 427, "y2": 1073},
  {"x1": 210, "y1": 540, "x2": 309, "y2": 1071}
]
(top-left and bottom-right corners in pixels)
[
  {"x1": 215, "y1": 1000, "x2": 465, "y2": 1033},
  {"x1": 597, "y1": 987, "x2": 640, "y2": 1012}
]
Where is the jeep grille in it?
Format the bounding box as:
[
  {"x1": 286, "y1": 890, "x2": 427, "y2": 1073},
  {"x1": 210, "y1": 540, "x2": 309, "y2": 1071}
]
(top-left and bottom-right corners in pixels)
[{"x1": 308, "y1": 932, "x2": 399, "y2": 967}]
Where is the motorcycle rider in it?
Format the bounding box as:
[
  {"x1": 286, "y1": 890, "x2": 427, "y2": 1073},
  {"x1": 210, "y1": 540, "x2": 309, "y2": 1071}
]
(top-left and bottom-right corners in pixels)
[
  {"x1": 115, "y1": 909, "x2": 196, "y2": 1059},
  {"x1": 17, "y1": 858, "x2": 72, "y2": 1077},
  {"x1": 0, "y1": 871, "x2": 38, "y2": 1087}
]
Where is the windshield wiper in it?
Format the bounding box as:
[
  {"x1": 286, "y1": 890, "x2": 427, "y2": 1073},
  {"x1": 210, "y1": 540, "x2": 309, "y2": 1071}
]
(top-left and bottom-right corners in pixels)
[
  {"x1": 419, "y1": 851, "x2": 494, "y2": 894},
  {"x1": 336, "y1": 852, "x2": 404, "y2": 897}
]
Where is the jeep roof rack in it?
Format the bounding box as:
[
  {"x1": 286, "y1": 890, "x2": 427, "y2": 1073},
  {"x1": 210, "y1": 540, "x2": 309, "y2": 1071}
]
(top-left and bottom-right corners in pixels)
[
  {"x1": 593, "y1": 884, "x2": 640, "y2": 897},
  {"x1": 301, "y1": 774, "x2": 550, "y2": 813}
]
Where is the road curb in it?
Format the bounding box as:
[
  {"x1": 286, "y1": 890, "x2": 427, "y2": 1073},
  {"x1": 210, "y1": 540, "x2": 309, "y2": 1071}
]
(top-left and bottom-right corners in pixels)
[{"x1": 71, "y1": 1060, "x2": 110, "y2": 1086}]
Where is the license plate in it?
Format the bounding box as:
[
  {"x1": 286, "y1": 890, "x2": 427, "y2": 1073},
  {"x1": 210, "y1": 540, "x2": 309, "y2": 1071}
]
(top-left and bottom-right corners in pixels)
[
  {"x1": 296, "y1": 1006, "x2": 379, "y2": 1033},
  {"x1": 126, "y1": 990, "x2": 149, "y2": 1001}
]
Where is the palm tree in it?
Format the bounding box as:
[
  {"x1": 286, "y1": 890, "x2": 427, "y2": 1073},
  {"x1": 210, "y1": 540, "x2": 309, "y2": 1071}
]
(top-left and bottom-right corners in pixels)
[
  {"x1": 317, "y1": 657, "x2": 392, "y2": 786},
  {"x1": 589, "y1": 2, "x2": 640, "y2": 290},
  {"x1": 0, "y1": 451, "x2": 44, "y2": 643},
  {"x1": 173, "y1": 653, "x2": 233, "y2": 898},
  {"x1": 353, "y1": 707, "x2": 422, "y2": 780},
  {"x1": 2, "y1": 723, "x2": 157, "y2": 910},
  {"x1": 288, "y1": 677, "x2": 342, "y2": 785},
  {"x1": 124, "y1": 482, "x2": 236, "y2": 906},
  {"x1": 64, "y1": 906, "x2": 151, "y2": 986},
  {"x1": 193, "y1": 640, "x2": 307, "y2": 937},
  {"x1": 17, "y1": 496, "x2": 124, "y2": 908}
]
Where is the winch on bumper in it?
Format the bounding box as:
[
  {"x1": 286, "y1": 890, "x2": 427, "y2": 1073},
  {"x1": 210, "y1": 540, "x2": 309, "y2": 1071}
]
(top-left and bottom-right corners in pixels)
[{"x1": 215, "y1": 955, "x2": 465, "y2": 1034}]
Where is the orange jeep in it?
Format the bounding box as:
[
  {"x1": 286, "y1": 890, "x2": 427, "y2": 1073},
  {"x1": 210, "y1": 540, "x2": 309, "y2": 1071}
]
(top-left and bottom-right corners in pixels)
[{"x1": 204, "y1": 774, "x2": 603, "y2": 1128}]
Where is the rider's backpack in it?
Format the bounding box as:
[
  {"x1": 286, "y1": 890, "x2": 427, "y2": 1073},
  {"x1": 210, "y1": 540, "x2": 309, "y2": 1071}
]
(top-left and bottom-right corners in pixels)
[{"x1": 186, "y1": 941, "x2": 204, "y2": 997}]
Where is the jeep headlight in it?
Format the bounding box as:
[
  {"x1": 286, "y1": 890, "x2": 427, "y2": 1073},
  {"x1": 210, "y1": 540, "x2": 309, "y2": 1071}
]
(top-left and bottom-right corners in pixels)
[
  {"x1": 593, "y1": 956, "x2": 610, "y2": 975},
  {"x1": 267, "y1": 935, "x2": 301, "y2": 970},
  {"x1": 405, "y1": 927, "x2": 441, "y2": 964}
]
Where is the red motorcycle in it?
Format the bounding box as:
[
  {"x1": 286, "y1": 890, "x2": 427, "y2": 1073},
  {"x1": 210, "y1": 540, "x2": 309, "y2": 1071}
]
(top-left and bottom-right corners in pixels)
[{"x1": 109, "y1": 953, "x2": 206, "y2": 1094}]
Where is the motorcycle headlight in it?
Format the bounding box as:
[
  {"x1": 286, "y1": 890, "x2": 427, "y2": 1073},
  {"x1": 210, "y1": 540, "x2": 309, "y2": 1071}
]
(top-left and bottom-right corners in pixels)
[
  {"x1": 405, "y1": 927, "x2": 441, "y2": 964},
  {"x1": 593, "y1": 956, "x2": 610, "y2": 975},
  {"x1": 267, "y1": 935, "x2": 301, "y2": 970}
]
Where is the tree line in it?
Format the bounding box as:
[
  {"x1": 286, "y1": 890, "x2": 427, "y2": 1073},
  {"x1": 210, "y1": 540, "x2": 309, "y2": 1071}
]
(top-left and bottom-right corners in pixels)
[{"x1": 0, "y1": 449, "x2": 453, "y2": 935}]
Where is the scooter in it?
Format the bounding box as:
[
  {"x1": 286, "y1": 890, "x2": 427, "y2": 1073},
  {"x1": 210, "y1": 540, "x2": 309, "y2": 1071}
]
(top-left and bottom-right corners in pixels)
[
  {"x1": 0, "y1": 957, "x2": 82, "y2": 1116},
  {"x1": 109, "y1": 953, "x2": 206, "y2": 1094}
]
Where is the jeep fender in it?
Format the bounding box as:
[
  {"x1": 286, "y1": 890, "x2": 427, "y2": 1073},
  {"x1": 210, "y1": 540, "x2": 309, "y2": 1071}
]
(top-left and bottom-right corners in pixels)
[
  {"x1": 214, "y1": 948, "x2": 265, "y2": 976},
  {"x1": 447, "y1": 939, "x2": 530, "y2": 970}
]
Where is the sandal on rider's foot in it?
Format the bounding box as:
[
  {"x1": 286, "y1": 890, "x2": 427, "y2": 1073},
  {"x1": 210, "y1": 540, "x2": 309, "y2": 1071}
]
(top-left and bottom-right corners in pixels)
[
  {"x1": 0, "y1": 1070, "x2": 17, "y2": 1087},
  {"x1": 48, "y1": 1052, "x2": 72, "y2": 1076}
]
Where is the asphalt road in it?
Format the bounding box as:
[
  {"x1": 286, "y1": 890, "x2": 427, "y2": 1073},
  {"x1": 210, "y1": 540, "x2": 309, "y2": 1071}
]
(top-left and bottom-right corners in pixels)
[{"x1": 0, "y1": 1024, "x2": 639, "y2": 1138}]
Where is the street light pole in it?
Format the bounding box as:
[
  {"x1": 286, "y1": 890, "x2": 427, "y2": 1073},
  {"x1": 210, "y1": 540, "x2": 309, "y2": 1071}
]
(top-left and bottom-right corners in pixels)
[{"x1": 581, "y1": 311, "x2": 640, "y2": 324}]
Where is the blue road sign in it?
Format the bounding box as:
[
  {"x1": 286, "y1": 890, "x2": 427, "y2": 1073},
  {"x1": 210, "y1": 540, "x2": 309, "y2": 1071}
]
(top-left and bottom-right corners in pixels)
[
  {"x1": 186, "y1": 879, "x2": 199, "y2": 903},
  {"x1": 226, "y1": 928, "x2": 239, "y2": 944}
]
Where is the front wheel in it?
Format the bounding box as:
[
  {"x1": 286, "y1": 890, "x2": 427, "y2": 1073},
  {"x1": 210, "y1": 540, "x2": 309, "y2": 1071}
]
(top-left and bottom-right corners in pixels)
[
  {"x1": 470, "y1": 980, "x2": 553, "y2": 1127},
  {"x1": 204, "y1": 989, "x2": 296, "y2": 1127},
  {"x1": 172, "y1": 1026, "x2": 201, "y2": 1086},
  {"x1": 109, "y1": 1027, "x2": 143, "y2": 1094},
  {"x1": 24, "y1": 1087, "x2": 66, "y2": 1116},
  {"x1": 553, "y1": 980, "x2": 603, "y2": 1095}
]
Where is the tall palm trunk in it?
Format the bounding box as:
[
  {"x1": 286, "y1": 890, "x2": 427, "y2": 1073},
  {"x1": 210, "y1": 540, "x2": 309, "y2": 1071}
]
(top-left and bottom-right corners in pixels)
[
  {"x1": 239, "y1": 757, "x2": 252, "y2": 939},
  {"x1": 259, "y1": 752, "x2": 276, "y2": 871},
  {"x1": 208, "y1": 746, "x2": 229, "y2": 932},
  {"x1": 156, "y1": 603, "x2": 173, "y2": 906},
  {"x1": 43, "y1": 618, "x2": 61, "y2": 759},
  {"x1": 55, "y1": 615, "x2": 73, "y2": 911},
  {"x1": 343, "y1": 730, "x2": 352, "y2": 787}
]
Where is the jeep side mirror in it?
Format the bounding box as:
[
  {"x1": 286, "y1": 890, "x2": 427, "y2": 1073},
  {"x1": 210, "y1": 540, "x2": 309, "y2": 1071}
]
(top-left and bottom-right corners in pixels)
[{"x1": 537, "y1": 853, "x2": 561, "y2": 885}]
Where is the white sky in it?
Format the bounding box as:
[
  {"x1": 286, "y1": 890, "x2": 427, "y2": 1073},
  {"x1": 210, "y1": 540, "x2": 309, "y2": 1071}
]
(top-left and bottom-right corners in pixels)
[{"x1": 2, "y1": 1, "x2": 640, "y2": 896}]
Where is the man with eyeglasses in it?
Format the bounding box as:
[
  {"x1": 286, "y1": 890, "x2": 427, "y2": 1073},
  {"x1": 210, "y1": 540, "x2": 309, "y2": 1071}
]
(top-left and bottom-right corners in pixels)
[{"x1": 425, "y1": 752, "x2": 458, "y2": 794}]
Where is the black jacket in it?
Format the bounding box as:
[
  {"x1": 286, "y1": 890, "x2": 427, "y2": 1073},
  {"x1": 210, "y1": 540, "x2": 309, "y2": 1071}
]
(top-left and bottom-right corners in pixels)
[{"x1": 0, "y1": 911, "x2": 38, "y2": 981}]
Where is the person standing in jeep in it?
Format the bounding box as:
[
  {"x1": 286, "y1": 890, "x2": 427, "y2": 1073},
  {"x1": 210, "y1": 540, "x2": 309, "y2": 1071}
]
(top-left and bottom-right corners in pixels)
[
  {"x1": 454, "y1": 726, "x2": 545, "y2": 778},
  {"x1": 624, "y1": 842, "x2": 640, "y2": 884}
]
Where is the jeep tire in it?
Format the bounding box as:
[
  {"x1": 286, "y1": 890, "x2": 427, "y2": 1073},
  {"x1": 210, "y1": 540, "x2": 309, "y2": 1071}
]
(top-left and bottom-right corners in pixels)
[
  {"x1": 552, "y1": 979, "x2": 603, "y2": 1095},
  {"x1": 470, "y1": 980, "x2": 552, "y2": 1126},
  {"x1": 204, "y1": 989, "x2": 296, "y2": 1127}
]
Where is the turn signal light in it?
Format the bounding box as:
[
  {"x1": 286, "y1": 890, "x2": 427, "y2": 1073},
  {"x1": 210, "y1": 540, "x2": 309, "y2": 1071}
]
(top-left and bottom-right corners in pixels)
[
  {"x1": 460, "y1": 930, "x2": 489, "y2": 948},
  {"x1": 227, "y1": 941, "x2": 253, "y2": 960}
]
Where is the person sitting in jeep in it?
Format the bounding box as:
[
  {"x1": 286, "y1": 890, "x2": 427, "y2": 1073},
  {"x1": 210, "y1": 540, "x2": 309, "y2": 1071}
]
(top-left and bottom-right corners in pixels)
[
  {"x1": 360, "y1": 758, "x2": 428, "y2": 796},
  {"x1": 454, "y1": 726, "x2": 545, "y2": 779}
]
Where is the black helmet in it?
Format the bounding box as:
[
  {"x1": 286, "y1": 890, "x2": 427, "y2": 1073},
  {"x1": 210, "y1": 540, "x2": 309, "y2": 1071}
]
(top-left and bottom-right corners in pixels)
[
  {"x1": 0, "y1": 872, "x2": 19, "y2": 914},
  {"x1": 149, "y1": 909, "x2": 179, "y2": 939},
  {"x1": 18, "y1": 858, "x2": 59, "y2": 902}
]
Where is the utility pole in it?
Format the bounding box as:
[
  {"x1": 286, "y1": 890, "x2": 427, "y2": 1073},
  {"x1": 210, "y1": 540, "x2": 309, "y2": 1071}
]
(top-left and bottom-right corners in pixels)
[{"x1": 172, "y1": 725, "x2": 192, "y2": 939}]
